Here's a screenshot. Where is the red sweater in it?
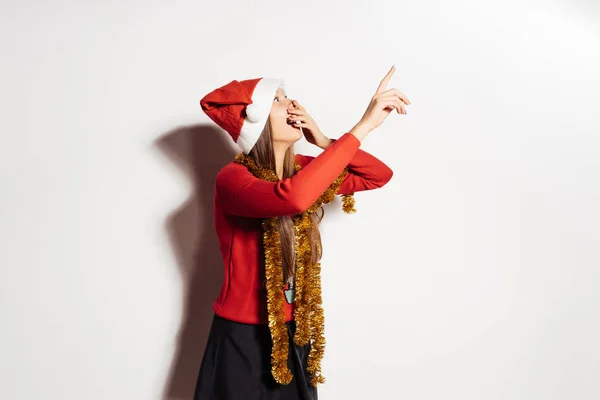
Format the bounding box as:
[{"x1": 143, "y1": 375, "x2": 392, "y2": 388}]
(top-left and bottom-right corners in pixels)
[{"x1": 212, "y1": 132, "x2": 393, "y2": 324}]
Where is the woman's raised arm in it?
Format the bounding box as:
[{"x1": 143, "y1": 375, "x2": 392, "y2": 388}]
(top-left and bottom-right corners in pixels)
[
  {"x1": 216, "y1": 132, "x2": 361, "y2": 218},
  {"x1": 295, "y1": 146, "x2": 393, "y2": 195}
]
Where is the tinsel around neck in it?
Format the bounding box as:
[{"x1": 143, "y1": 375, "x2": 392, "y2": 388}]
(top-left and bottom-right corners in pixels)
[{"x1": 233, "y1": 151, "x2": 356, "y2": 386}]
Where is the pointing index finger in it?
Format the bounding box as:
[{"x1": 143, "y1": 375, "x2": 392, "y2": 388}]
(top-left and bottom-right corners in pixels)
[{"x1": 376, "y1": 65, "x2": 396, "y2": 95}]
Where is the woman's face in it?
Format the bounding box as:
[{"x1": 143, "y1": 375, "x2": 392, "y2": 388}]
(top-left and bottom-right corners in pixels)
[{"x1": 268, "y1": 87, "x2": 303, "y2": 144}]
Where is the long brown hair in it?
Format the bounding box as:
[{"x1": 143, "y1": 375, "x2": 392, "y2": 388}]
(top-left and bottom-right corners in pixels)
[{"x1": 249, "y1": 118, "x2": 325, "y2": 285}]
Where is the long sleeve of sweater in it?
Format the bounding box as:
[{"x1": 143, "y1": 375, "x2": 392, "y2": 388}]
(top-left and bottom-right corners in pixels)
[
  {"x1": 216, "y1": 132, "x2": 362, "y2": 218},
  {"x1": 295, "y1": 141, "x2": 393, "y2": 195}
]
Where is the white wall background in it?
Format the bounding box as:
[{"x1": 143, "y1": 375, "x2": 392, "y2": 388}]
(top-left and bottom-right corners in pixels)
[{"x1": 1, "y1": 0, "x2": 599, "y2": 399}]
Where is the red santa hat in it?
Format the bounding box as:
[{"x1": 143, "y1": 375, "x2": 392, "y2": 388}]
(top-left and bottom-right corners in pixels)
[{"x1": 200, "y1": 77, "x2": 286, "y2": 154}]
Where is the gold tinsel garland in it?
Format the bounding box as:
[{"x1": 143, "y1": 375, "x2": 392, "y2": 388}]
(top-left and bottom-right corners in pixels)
[{"x1": 233, "y1": 151, "x2": 356, "y2": 386}]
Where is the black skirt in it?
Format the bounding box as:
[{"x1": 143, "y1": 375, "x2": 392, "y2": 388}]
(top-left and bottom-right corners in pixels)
[{"x1": 193, "y1": 313, "x2": 319, "y2": 400}]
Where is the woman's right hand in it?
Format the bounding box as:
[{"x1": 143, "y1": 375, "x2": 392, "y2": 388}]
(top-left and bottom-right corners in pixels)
[{"x1": 351, "y1": 65, "x2": 410, "y2": 139}]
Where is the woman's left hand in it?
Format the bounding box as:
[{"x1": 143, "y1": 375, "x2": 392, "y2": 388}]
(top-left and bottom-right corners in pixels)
[{"x1": 287, "y1": 100, "x2": 332, "y2": 149}]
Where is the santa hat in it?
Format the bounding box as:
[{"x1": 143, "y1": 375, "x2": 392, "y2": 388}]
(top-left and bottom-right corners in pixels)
[{"x1": 200, "y1": 77, "x2": 286, "y2": 154}]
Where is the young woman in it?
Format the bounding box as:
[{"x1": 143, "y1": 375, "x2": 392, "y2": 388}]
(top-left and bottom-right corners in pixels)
[{"x1": 194, "y1": 66, "x2": 410, "y2": 400}]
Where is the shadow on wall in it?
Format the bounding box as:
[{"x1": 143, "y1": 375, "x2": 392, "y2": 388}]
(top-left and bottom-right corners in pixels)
[{"x1": 155, "y1": 124, "x2": 237, "y2": 400}]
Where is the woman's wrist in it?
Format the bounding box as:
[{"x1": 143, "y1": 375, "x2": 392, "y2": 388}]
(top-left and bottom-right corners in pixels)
[
  {"x1": 349, "y1": 122, "x2": 370, "y2": 142},
  {"x1": 317, "y1": 137, "x2": 334, "y2": 150}
]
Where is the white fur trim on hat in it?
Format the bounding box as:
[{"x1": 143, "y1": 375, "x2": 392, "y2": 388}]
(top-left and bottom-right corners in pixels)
[{"x1": 237, "y1": 77, "x2": 285, "y2": 154}]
